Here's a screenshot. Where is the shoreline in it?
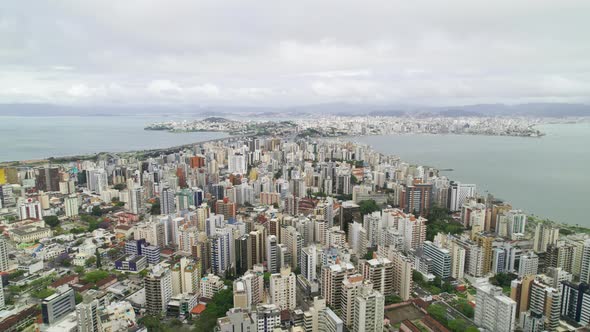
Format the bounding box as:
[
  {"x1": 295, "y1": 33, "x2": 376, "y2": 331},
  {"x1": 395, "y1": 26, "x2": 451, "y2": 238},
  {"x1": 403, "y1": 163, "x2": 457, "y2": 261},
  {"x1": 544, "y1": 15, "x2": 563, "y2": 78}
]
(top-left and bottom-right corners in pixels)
[
  {"x1": 1, "y1": 124, "x2": 587, "y2": 231},
  {"x1": 0, "y1": 133, "x2": 237, "y2": 166}
]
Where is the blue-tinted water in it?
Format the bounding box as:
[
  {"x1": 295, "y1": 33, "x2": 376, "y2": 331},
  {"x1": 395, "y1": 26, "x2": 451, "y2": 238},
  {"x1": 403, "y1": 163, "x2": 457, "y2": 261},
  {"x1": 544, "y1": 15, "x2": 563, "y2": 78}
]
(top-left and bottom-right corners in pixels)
[
  {"x1": 0, "y1": 115, "x2": 228, "y2": 162},
  {"x1": 353, "y1": 123, "x2": 590, "y2": 226}
]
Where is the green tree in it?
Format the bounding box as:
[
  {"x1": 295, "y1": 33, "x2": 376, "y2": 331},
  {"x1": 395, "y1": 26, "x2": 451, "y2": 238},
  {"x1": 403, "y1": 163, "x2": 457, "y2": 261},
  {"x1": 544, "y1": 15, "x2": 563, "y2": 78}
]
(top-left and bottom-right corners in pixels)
[
  {"x1": 426, "y1": 206, "x2": 464, "y2": 241},
  {"x1": 454, "y1": 299, "x2": 474, "y2": 318},
  {"x1": 449, "y1": 319, "x2": 468, "y2": 332},
  {"x1": 412, "y1": 270, "x2": 425, "y2": 284},
  {"x1": 385, "y1": 295, "x2": 403, "y2": 305},
  {"x1": 139, "y1": 315, "x2": 166, "y2": 331},
  {"x1": 442, "y1": 281, "x2": 455, "y2": 293},
  {"x1": 43, "y1": 215, "x2": 60, "y2": 228},
  {"x1": 83, "y1": 270, "x2": 109, "y2": 284},
  {"x1": 150, "y1": 200, "x2": 161, "y2": 215},
  {"x1": 274, "y1": 170, "x2": 283, "y2": 180},
  {"x1": 364, "y1": 250, "x2": 376, "y2": 260},
  {"x1": 85, "y1": 256, "x2": 97, "y2": 267},
  {"x1": 91, "y1": 205, "x2": 102, "y2": 216},
  {"x1": 465, "y1": 326, "x2": 480, "y2": 332},
  {"x1": 113, "y1": 183, "x2": 127, "y2": 191},
  {"x1": 359, "y1": 200, "x2": 380, "y2": 215},
  {"x1": 95, "y1": 249, "x2": 102, "y2": 268},
  {"x1": 427, "y1": 304, "x2": 447, "y2": 325},
  {"x1": 32, "y1": 288, "x2": 55, "y2": 299},
  {"x1": 193, "y1": 289, "x2": 234, "y2": 331},
  {"x1": 490, "y1": 272, "x2": 516, "y2": 288}
]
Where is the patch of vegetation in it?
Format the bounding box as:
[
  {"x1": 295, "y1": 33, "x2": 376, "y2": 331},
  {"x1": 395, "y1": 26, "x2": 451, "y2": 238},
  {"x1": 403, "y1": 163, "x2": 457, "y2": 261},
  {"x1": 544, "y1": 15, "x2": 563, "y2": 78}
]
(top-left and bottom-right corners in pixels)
[
  {"x1": 428, "y1": 303, "x2": 478, "y2": 332},
  {"x1": 451, "y1": 298, "x2": 474, "y2": 318},
  {"x1": 273, "y1": 169, "x2": 283, "y2": 180},
  {"x1": 138, "y1": 315, "x2": 193, "y2": 332},
  {"x1": 426, "y1": 206, "x2": 464, "y2": 241},
  {"x1": 193, "y1": 288, "x2": 234, "y2": 331},
  {"x1": 364, "y1": 249, "x2": 376, "y2": 260},
  {"x1": 412, "y1": 271, "x2": 443, "y2": 295},
  {"x1": 335, "y1": 194, "x2": 353, "y2": 201},
  {"x1": 490, "y1": 272, "x2": 516, "y2": 288},
  {"x1": 150, "y1": 199, "x2": 161, "y2": 215},
  {"x1": 91, "y1": 205, "x2": 102, "y2": 216},
  {"x1": 32, "y1": 288, "x2": 55, "y2": 299},
  {"x1": 82, "y1": 270, "x2": 109, "y2": 284},
  {"x1": 113, "y1": 183, "x2": 127, "y2": 191},
  {"x1": 43, "y1": 215, "x2": 60, "y2": 228},
  {"x1": 359, "y1": 200, "x2": 381, "y2": 215},
  {"x1": 385, "y1": 295, "x2": 403, "y2": 305}
]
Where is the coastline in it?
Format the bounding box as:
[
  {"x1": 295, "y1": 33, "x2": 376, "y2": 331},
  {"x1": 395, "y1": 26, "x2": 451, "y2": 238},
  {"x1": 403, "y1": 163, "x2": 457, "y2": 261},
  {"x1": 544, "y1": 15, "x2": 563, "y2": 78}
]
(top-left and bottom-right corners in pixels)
[
  {"x1": 0, "y1": 133, "x2": 235, "y2": 167},
  {"x1": 2, "y1": 127, "x2": 587, "y2": 232}
]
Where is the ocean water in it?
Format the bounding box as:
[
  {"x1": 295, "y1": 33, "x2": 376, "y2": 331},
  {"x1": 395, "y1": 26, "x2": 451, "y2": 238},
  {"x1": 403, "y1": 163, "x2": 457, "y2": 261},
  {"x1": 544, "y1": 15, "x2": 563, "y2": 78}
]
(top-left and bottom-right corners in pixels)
[
  {"x1": 353, "y1": 122, "x2": 590, "y2": 226},
  {"x1": 0, "y1": 115, "x2": 228, "y2": 162}
]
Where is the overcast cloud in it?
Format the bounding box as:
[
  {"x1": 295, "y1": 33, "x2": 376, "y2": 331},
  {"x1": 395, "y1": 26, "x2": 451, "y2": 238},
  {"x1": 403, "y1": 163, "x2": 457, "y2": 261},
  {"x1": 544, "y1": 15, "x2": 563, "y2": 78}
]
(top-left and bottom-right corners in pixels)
[{"x1": 1, "y1": 0, "x2": 590, "y2": 106}]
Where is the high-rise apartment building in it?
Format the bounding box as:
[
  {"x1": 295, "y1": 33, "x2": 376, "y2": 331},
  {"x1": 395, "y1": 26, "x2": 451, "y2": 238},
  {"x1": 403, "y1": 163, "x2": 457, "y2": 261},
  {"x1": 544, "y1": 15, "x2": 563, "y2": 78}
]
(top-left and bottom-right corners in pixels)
[
  {"x1": 448, "y1": 182, "x2": 476, "y2": 212},
  {"x1": 422, "y1": 241, "x2": 452, "y2": 279},
  {"x1": 301, "y1": 245, "x2": 318, "y2": 283},
  {"x1": 269, "y1": 266, "x2": 296, "y2": 310},
  {"x1": 474, "y1": 283, "x2": 517, "y2": 332},
  {"x1": 160, "y1": 185, "x2": 176, "y2": 215},
  {"x1": 545, "y1": 242, "x2": 574, "y2": 273},
  {"x1": 533, "y1": 224, "x2": 559, "y2": 253},
  {"x1": 129, "y1": 186, "x2": 144, "y2": 215},
  {"x1": 0, "y1": 237, "x2": 10, "y2": 272},
  {"x1": 144, "y1": 265, "x2": 173, "y2": 315},
  {"x1": 256, "y1": 303, "x2": 281, "y2": 332},
  {"x1": 64, "y1": 194, "x2": 79, "y2": 218},
  {"x1": 76, "y1": 295, "x2": 102, "y2": 332},
  {"x1": 518, "y1": 252, "x2": 539, "y2": 277},
  {"x1": 528, "y1": 279, "x2": 561, "y2": 331},
  {"x1": 210, "y1": 228, "x2": 232, "y2": 276},
  {"x1": 41, "y1": 285, "x2": 76, "y2": 325},
  {"x1": 580, "y1": 239, "x2": 590, "y2": 284},
  {"x1": 398, "y1": 213, "x2": 427, "y2": 252},
  {"x1": 404, "y1": 183, "x2": 432, "y2": 217},
  {"x1": 37, "y1": 167, "x2": 60, "y2": 192},
  {"x1": 322, "y1": 262, "x2": 356, "y2": 310},
  {"x1": 360, "y1": 257, "x2": 394, "y2": 296},
  {"x1": 560, "y1": 282, "x2": 590, "y2": 326},
  {"x1": 340, "y1": 274, "x2": 365, "y2": 329},
  {"x1": 388, "y1": 249, "x2": 413, "y2": 300},
  {"x1": 266, "y1": 235, "x2": 279, "y2": 274},
  {"x1": 352, "y1": 281, "x2": 384, "y2": 332}
]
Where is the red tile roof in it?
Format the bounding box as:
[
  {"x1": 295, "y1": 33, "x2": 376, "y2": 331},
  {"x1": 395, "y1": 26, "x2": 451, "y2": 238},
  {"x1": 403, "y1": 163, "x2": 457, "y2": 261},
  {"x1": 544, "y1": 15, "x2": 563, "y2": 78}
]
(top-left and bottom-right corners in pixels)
[{"x1": 191, "y1": 304, "x2": 207, "y2": 314}]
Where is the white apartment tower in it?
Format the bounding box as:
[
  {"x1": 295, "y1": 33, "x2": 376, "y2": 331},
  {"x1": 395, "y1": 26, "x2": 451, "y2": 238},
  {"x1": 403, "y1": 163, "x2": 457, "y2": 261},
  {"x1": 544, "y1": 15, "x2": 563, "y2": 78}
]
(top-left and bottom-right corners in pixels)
[
  {"x1": 580, "y1": 239, "x2": 590, "y2": 284},
  {"x1": 269, "y1": 266, "x2": 296, "y2": 310},
  {"x1": 353, "y1": 281, "x2": 384, "y2": 332},
  {"x1": 474, "y1": 283, "x2": 516, "y2": 332},
  {"x1": 0, "y1": 238, "x2": 9, "y2": 272}
]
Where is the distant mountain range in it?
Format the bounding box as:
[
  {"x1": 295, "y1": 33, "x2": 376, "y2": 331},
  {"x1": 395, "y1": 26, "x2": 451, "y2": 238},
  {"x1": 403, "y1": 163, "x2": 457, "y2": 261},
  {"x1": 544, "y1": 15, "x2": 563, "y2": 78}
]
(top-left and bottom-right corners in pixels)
[{"x1": 0, "y1": 102, "x2": 589, "y2": 118}]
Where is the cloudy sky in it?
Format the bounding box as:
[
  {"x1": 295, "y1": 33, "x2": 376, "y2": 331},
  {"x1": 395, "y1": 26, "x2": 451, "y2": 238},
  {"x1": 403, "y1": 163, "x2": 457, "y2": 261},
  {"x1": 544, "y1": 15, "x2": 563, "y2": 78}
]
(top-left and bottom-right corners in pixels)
[{"x1": 1, "y1": 0, "x2": 590, "y2": 107}]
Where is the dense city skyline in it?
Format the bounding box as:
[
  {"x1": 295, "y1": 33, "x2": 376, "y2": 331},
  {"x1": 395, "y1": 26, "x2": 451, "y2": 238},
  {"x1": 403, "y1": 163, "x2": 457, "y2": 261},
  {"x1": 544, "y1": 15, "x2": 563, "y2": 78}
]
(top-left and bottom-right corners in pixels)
[{"x1": 2, "y1": 2, "x2": 590, "y2": 332}]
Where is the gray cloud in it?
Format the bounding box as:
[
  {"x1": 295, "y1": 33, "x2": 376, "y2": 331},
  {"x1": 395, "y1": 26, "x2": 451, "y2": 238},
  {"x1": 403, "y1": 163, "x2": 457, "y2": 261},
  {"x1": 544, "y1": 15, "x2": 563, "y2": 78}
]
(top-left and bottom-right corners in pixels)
[{"x1": 1, "y1": 0, "x2": 590, "y2": 106}]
